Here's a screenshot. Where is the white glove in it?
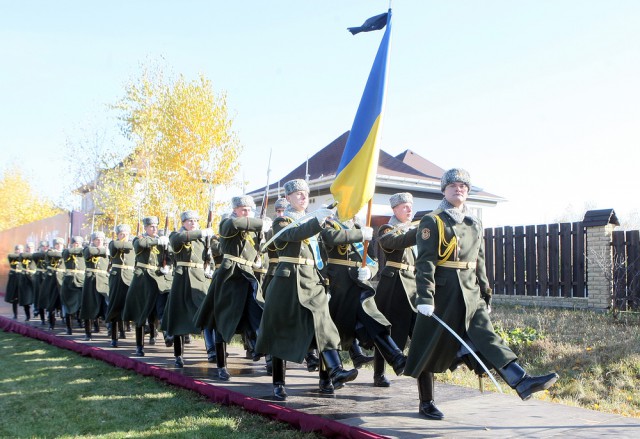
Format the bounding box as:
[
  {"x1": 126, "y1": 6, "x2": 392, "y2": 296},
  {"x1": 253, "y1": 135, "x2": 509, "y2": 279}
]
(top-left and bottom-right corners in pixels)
[
  {"x1": 361, "y1": 226, "x2": 373, "y2": 241},
  {"x1": 261, "y1": 217, "x2": 273, "y2": 232},
  {"x1": 313, "y1": 208, "x2": 334, "y2": 224},
  {"x1": 157, "y1": 236, "x2": 170, "y2": 247},
  {"x1": 417, "y1": 304, "x2": 435, "y2": 317},
  {"x1": 105, "y1": 246, "x2": 110, "y2": 257},
  {"x1": 204, "y1": 265, "x2": 214, "y2": 278},
  {"x1": 201, "y1": 228, "x2": 214, "y2": 238},
  {"x1": 357, "y1": 266, "x2": 371, "y2": 281},
  {"x1": 160, "y1": 265, "x2": 171, "y2": 275},
  {"x1": 487, "y1": 305, "x2": 492, "y2": 314}
]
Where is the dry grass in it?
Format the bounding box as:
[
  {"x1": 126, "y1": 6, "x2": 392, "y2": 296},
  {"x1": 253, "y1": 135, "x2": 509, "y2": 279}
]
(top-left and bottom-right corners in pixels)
[{"x1": 433, "y1": 305, "x2": 640, "y2": 418}]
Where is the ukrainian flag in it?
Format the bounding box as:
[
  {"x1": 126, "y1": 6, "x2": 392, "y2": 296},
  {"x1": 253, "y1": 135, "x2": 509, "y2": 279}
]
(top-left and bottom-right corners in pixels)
[{"x1": 331, "y1": 10, "x2": 392, "y2": 221}]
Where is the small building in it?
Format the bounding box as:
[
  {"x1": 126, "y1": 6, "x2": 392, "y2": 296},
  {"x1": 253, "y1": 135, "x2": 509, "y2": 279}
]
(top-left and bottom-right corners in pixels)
[{"x1": 247, "y1": 131, "x2": 504, "y2": 227}]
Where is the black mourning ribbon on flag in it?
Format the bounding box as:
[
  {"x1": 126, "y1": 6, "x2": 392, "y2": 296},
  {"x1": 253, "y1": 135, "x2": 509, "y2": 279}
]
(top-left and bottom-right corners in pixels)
[{"x1": 347, "y1": 12, "x2": 389, "y2": 35}]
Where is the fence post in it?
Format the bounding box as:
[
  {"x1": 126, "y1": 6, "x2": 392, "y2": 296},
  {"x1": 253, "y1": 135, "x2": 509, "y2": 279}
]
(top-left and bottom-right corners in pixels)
[{"x1": 583, "y1": 209, "x2": 620, "y2": 310}]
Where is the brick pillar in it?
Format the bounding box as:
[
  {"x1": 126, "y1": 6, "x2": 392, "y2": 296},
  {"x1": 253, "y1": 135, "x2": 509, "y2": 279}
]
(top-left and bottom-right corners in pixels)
[{"x1": 585, "y1": 224, "x2": 615, "y2": 310}]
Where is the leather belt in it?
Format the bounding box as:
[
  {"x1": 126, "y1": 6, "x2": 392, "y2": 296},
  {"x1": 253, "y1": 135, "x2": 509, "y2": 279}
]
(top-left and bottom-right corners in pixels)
[
  {"x1": 253, "y1": 268, "x2": 267, "y2": 274},
  {"x1": 223, "y1": 254, "x2": 253, "y2": 267},
  {"x1": 10, "y1": 268, "x2": 22, "y2": 273},
  {"x1": 327, "y1": 258, "x2": 359, "y2": 268},
  {"x1": 65, "y1": 269, "x2": 84, "y2": 274},
  {"x1": 111, "y1": 264, "x2": 134, "y2": 270},
  {"x1": 86, "y1": 268, "x2": 108, "y2": 274},
  {"x1": 36, "y1": 268, "x2": 46, "y2": 272},
  {"x1": 278, "y1": 256, "x2": 315, "y2": 266},
  {"x1": 136, "y1": 262, "x2": 158, "y2": 270},
  {"x1": 438, "y1": 260, "x2": 477, "y2": 269},
  {"x1": 386, "y1": 261, "x2": 415, "y2": 272},
  {"x1": 176, "y1": 261, "x2": 200, "y2": 268}
]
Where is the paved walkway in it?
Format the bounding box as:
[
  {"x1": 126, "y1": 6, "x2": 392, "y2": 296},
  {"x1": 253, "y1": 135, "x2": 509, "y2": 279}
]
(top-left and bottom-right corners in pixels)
[{"x1": 2, "y1": 304, "x2": 639, "y2": 438}]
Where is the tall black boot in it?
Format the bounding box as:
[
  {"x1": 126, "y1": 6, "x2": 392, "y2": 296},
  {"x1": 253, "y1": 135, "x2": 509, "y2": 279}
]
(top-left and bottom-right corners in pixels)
[
  {"x1": 272, "y1": 357, "x2": 287, "y2": 401},
  {"x1": 318, "y1": 356, "x2": 334, "y2": 394},
  {"x1": 498, "y1": 361, "x2": 559, "y2": 401},
  {"x1": 417, "y1": 371, "x2": 444, "y2": 420},
  {"x1": 110, "y1": 321, "x2": 118, "y2": 347},
  {"x1": 305, "y1": 349, "x2": 320, "y2": 372},
  {"x1": 118, "y1": 320, "x2": 126, "y2": 339},
  {"x1": 24, "y1": 305, "x2": 31, "y2": 321},
  {"x1": 83, "y1": 320, "x2": 92, "y2": 341},
  {"x1": 173, "y1": 335, "x2": 184, "y2": 367},
  {"x1": 12, "y1": 303, "x2": 18, "y2": 319},
  {"x1": 244, "y1": 330, "x2": 262, "y2": 361},
  {"x1": 373, "y1": 348, "x2": 390, "y2": 387},
  {"x1": 265, "y1": 354, "x2": 273, "y2": 375},
  {"x1": 216, "y1": 342, "x2": 230, "y2": 381},
  {"x1": 48, "y1": 311, "x2": 56, "y2": 330},
  {"x1": 349, "y1": 339, "x2": 374, "y2": 369},
  {"x1": 373, "y1": 334, "x2": 406, "y2": 376},
  {"x1": 65, "y1": 315, "x2": 72, "y2": 335},
  {"x1": 93, "y1": 319, "x2": 100, "y2": 333},
  {"x1": 39, "y1": 308, "x2": 46, "y2": 325},
  {"x1": 320, "y1": 350, "x2": 358, "y2": 387},
  {"x1": 148, "y1": 319, "x2": 156, "y2": 345},
  {"x1": 135, "y1": 326, "x2": 145, "y2": 356}
]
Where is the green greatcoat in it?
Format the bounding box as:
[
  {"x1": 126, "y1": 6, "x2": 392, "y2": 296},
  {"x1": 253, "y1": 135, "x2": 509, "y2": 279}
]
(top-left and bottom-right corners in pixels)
[
  {"x1": 123, "y1": 235, "x2": 171, "y2": 327},
  {"x1": 32, "y1": 252, "x2": 48, "y2": 310},
  {"x1": 321, "y1": 220, "x2": 388, "y2": 350},
  {"x1": 374, "y1": 222, "x2": 418, "y2": 350},
  {"x1": 404, "y1": 210, "x2": 517, "y2": 377},
  {"x1": 60, "y1": 247, "x2": 85, "y2": 314},
  {"x1": 106, "y1": 239, "x2": 135, "y2": 322},
  {"x1": 194, "y1": 217, "x2": 264, "y2": 342},
  {"x1": 19, "y1": 252, "x2": 36, "y2": 306},
  {"x1": 161, "y1": 229, "x2": 210, "y2": 336},
  {"x1": 42, "y1": 249, "x2": 64, "y2": 311},
  {"x1": 255, "y1": 216, "x2": 340, "y2": 363},
  {"x1": 79, "y1": 246, "x2": 109, "y2": 320},
  {"x1": 4, "y1": 253, "x2": 21, "y2": 304}
]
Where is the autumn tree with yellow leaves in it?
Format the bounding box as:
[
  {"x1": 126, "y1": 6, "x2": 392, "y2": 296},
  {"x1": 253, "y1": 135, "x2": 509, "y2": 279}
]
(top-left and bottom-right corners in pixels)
[
  {"x1": 89, "y1": 66, "x2": 241, "y2": 234},
  {"x1": 0, "y1": 166, "x2": 63, "y2": 231}
]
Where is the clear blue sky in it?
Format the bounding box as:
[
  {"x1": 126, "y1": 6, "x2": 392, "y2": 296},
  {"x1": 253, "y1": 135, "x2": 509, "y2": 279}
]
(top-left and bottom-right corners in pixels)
[{"x1": 1, "y1": 1, "x2": 639, "y2": 228}]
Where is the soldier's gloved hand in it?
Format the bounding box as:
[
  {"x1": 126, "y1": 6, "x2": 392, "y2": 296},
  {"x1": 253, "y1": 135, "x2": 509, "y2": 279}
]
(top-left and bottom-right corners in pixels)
[
  {"x1": 261, "y1": 217, "x2": 273, "y2": 232},
  {"x1": 204, "y1": 265, "x2": 214, "y2": 278},
  {"x1": 417, "y1": 304, "x2": 435, "y2": 317},
  {"x1": 361, "y1": 226, "x2": 373, "y2": 241},
  {"x1": 160, "y1": 265, "x2": 171, "y2": 275},
  {"x1": 157, "y1": 236, "x2": 170, "y2": 247},
  {"x1": 357, "y1": 266, "x2": 371, "y2": 281},
  {"x1": 487, "y1": 305, "x2": 492, "y2": 314},
  {"x1": 313, "y1": 208, "x2": 334, "y2": 224},
  {"x1": 201, "y1": 228, "x2": 214, "y2": 238},
  {"x1": 105, "y1": 246, "x2": 110, "y2": 257}
]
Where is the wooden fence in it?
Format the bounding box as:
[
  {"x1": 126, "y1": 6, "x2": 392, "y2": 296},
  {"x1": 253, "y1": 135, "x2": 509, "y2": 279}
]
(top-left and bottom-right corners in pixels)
[
  {"x1": 484, "y1": 222, "x2": 587, "y2": 299},
  {"x1": 612, "y1": 229, "x2": 640, "y2": 311}
]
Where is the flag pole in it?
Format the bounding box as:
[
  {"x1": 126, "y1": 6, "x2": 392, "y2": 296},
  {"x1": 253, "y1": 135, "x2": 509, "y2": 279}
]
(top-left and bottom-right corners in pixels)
[{"x1": 361, "y1": 198, "x2": 373, "y2": 268}]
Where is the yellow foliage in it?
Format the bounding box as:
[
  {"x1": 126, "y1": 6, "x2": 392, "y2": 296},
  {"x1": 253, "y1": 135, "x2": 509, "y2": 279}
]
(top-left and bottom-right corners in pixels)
[
  {"x1": 0, "y1": 166, "x2": 64, "y2": 231},
  {"x1": 93, "y1": 65, "x2": 241, "y2": 234}
]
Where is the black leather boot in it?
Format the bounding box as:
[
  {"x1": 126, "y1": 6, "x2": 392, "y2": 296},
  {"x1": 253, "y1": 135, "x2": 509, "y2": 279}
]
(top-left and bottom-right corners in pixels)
[
  {"x1": 272, "y1": 357, "x2": 287, "y2": 401},
  {"x1": 320, "y1": 350, "x2": 358, "y2": 387},
  {"x1": 373, "y1": 348, "x2": 390, "y2": 387},
  {"x1": 318, "y1": 357, "x2": 334, "y2": 394},
  {"x1": 373, "y1": 334, "x2": 406, "y2": 376},
  {"x1": 110, "y1": 322, "x2": 118, "y2": 347},
  {"x1": 118, "y1": 321, "x2": 126, "y2": 339},
  {"x1": 498, "y1": 361, "x2": 559, "y2": 401},
  {"x1": 93, "y1": 319, "x2": 100, "y2": 333},
  {"x1": 83, "y1": 320, "x2": 92, "y2": 341},
  {"x1": 349, "y1": 339, "x2": 374, "y2": 369},
  {"x1": 173, "y1": 335, "x2": 184, "y2": 367},
  {"x1": 418, "y1": 371, "x2": 444, "y2": 420},
  {"x1": 24, "y1": 305, "x2": 31, "y2": 321},
  {"x1": 65, "y1": 315, "x2": 72, "y2": 335},
  {"x1": 305, "y1": 349, "x2": 320, "y2": 372},
  {"x1": 216, "y1": 342, "x2": 230, "y2": 381},
  {"x1": 244, "y1": 330, "x2": 262, "y2": 361},
  {"x1": 265, "y1": 354, "x2": 273, "y2": 375},
  {"x1": 135, "y1": 326, "x2": 145, "y2": 356}
]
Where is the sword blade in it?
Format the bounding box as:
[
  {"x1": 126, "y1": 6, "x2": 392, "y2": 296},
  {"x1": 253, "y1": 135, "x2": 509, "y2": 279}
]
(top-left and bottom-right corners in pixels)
[{"x1": 430, "y1": 313, "x2": 503, "y2": 393}]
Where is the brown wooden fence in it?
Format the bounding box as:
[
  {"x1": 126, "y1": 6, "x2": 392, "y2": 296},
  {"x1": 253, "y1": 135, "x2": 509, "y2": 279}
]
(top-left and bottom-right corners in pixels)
[
  {"x1": 484, "y1": 222, "x2": 587, "y2": 298},
  {"x1": 612, "y1": 229, "x2": 640, "y2": 311}
]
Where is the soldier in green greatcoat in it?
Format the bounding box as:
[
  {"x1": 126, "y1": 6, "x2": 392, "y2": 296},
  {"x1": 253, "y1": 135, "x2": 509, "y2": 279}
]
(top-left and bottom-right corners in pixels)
[
  {"x1": 405, "y1": 168, "x2": 559, "y2": 420},
  {"x1": 43, "y1": 238, "x2": 66, "y2": 330},
  {"x1": 18, "y1": 242, "x2": 37, "y2": 321},
  {"x1": 255, "y1": 179, "x2": 358, "y2": 401},
  {"x1": 33, "y1": 240, "x2": 50, "y2": 325},
  {"x1": 5, "y1": 244, "x2": 24, "y2": 319},
  {"x1": 161, "y1": 210, "x2": 213, "y2": 367},
  {"x1": 80, "y1": 232, "x2": 109, "y2": 340},
  {"x1": 60, "y1": 236, "x2": 85, "y2": 335},
  {"x1": 106, "y1": 224, "x2": 135, "y2": 347}
]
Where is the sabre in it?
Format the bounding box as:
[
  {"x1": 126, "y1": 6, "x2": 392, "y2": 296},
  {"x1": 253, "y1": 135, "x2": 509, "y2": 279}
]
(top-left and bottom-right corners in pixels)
[
  {"x1": 430, "y1": 313, "x2": 503, "y2": 393},
  {"x1": 260, "y1": 202, "x2": 337, "y2": 253}
]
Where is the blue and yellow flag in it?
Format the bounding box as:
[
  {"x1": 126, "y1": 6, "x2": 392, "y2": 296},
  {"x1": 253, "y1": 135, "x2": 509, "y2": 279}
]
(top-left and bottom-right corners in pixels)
[{"x1": 331, "y1": 10, "x2": 392, "y2": 221}]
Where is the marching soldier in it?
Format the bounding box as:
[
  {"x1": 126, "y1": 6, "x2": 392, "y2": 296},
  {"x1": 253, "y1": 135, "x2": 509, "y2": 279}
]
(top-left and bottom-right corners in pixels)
[
  {"x1": 195, "y1": 195, "x2": 270, "y2": 381},
  {"x1": 374, "y1": 193, "x2": 419, "y2": 388},
  {"x1": 43, "y1": 238, "x2": 66, "y2": 330},
  {"x1": 80, "y1": 232, "x2": 109, "y2": 340},
  {"x1": 106, "y1": 224, "x2": 135, "y2": 347},
  {"x1": 19, "y1": 242, "x2": 37, "y2": 321},
  {"x1": 60, "y1": 236, "x2": 86, "y2": 334},
  {"x1": 321, "y1": 216, "x2": 406, "y2": 386},
  {"x1": 405, "y1": 168, "x2": 558, "y2": 419},
  {"x1": 161, "y1": 210, "x2": 213, "y2": 367},
  {"x1": 33, "y1": 240, "x2": 50, "y2": 325},
  {"x1": 123, "y1": 216, "x2": 172, "y2": 356},
  {"x1": 5, "y1": 244, "x2": 24, "y2": 319},
  {"x1": 255, "y1": 179, "x2": 357, "y2": 400}
]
